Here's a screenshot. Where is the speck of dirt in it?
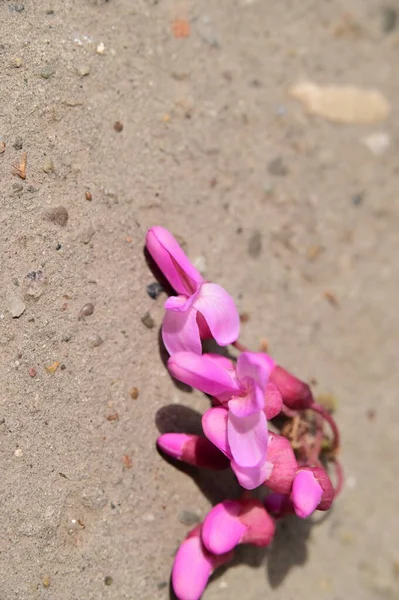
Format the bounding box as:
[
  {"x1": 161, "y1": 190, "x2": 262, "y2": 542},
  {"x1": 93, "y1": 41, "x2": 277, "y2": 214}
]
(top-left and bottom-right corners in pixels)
[
  {"x1": 178, "y1": 510, "x2": 201, "y2": 526},
  {"x1": 157, "y1": 581, "x2": 168, "y2": 590},
  {"x1": 113, "y1": 121, "x2": 123, "y2": 132},
  {"x1": 29, "y1": 367, "x2": 37, "y2": 378},
  {"x1": 55, "y1": 242, "x2": 62, "y2": 250},
  {"x1": 129, "y1": 387, "x2": 139, "y2": 400},
  {"x1": 61, "y1": 333, "x2": 71, "y2": 342},
  {"x1": 88, "y1": 333, "x2": 103, "y2": 348},
  {"x1": 141, "y1": 311, "x2": 155, "y2": 329},
  {"x1": 104, "y1": 576, "x2": 113, "y2": 586},
  {"x1": 268, "y1": 156, "x2": 288, "y2": 176},
  {"x1": 352, "y1": 192, "x2": 364, "y2": 206},
  {"x1": 85, "y1": 190, "x2": 92, "y2": 201},
  {"x1": 248, "y1": 230, "x2": 262, "y2": 257},
  {"x1": 146, "y1": 282, "x2": 163, "y2": 299}
]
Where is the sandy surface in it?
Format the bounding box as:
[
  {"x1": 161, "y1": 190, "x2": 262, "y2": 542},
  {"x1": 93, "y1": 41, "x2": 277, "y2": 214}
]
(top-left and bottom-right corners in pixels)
[{"x1": 1, "y1": 1, "x2": 399, "y2": 599}]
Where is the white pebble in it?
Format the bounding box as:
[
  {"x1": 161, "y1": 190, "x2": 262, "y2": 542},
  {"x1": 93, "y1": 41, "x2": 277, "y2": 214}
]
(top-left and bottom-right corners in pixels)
[
  {"x1": 96, "y1": 42, "x2": 105, "y2": 55},
  {"x1": 15, "y1": 448, "x2": 23, "y2": 457}
]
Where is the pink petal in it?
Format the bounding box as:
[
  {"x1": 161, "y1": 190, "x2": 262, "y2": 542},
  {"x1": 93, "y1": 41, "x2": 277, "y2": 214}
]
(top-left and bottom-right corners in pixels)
[
  {"x1": 263, "y1": 433, "x2": 297, "y2": 494},
  {"x1": 239, "y1": 500, "x2": 276, "y2": 547},
  {"x1": 162, "y1": 307, "x2": 202, "y2": 355},
  {"x1": 146, "y1": 226, "x2": 203, "y2": 296},
  {"x1": 194, "y1": 282, "x2": 240, "y2": 347},
  {"x1": 227, "y1": 410, "x2": 268, "y2": 468},
  {"x1": 236, "y1": 352, "x2": 274, "y2": 390},
  {"x1": 202, "y1": 407, "x2": 231, "y2": 457},
  {"x1": 269, "y1": 365, "x2": 313, "y2": 410},
  {"x1": 264, "y1": 381, "x2": 283, "y2": 419},
  {"x1": 201, "y1": 501, "x2": 247, "y2": 555},
  {"x1": 292, "y1": 469, "x2": 323, "y2": 518},
  {"x1": 231, "y1": 459, "x2": 273, "y2": 490},
  {"x1": 228, "y1": 382, "x2": 264, "y2": 417},
  {"x1": 157, "y1": 434, "x2": 229, "y2": 470},
  {"x1": 168, "y1": 352, "x2": 240, "y2": 399},
  {"x1": 172, "y1": 535, "x2": 213, "y2": 600}
]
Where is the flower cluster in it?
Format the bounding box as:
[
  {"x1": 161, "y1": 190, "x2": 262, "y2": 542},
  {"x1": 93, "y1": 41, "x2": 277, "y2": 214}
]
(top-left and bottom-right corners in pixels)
[{"x1": 146, "y1": 226, "x2": 342, "y2": 600}]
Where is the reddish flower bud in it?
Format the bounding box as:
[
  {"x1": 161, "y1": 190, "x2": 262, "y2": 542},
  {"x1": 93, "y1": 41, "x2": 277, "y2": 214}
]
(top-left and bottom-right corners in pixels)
[
  {"x1": 263, "y1": 433, "x2": 298, "y2": 494},
  {"x1": 157, "y1": 433, "x2": 230, "y2": 470},
  {"x1": 269, "y1": 365, "x2": 313, "y2": 410},
  {"x1": 301, "y1": 466, "x2": 334, "y2": 511},
  {"x1": 291, "y1": 466, "x2": 334, "y2": 518}
]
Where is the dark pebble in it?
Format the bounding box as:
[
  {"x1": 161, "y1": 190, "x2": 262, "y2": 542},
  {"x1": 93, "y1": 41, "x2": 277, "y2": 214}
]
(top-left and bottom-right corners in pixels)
[
  {"x1": 141, "y1": 312, "x2": 155, "y2": 329},
  {"x1": 55, "y1": 243, "x2": 62, "y2": 250},
  {"x1": 268, "y1": 156, "x2": 288, "y2": 176},
  {"x1": 113, "y1": 121, "x2": 123, "y2": 132},
  {"x1": 248, "y1": 230, "x2": 262, "y2": 257},
  {"x1": 60, "y1": 364, "x2": 66, "y2": 370},
  {"x1": 45, "y1": 9, "x2": 54, "y2": 15},
  {"x1": 178, "y1": 510, "x2": 201, "y2": 526},
  {"x1": 352, "y1": 193, "x2": 364, "y2": 206},
  {"x1": 146, "y1": 282, "x2": 163, "y2": 300},
  {"x1": 78, "y1": 303, "x2": 94, "y2": 320},
  {"x1": 44, "y1": 206, "x2": 69, "y2": 226},
  {"x1": 382, "y1": 7, "x2": 397, "y2": 33},
  {"x1": 104, "y1": 576, "x2": 113, "y2": 586},
  {"x1": 13, "y1": 137, "x2": 23, "y2": 150}
]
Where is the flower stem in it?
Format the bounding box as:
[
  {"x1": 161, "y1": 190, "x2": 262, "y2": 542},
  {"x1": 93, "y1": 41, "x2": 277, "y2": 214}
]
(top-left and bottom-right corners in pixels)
[
  {"x1": 232, "y1": 340, "x2": 249, "y2": 353},
  {"x1": 308, "y1": 402, "x2": 340, "y2": 454}
]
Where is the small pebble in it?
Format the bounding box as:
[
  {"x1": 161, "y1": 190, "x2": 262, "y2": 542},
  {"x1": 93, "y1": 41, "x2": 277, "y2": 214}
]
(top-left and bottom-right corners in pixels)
[
  {"x1": 76, "y1": 64, "x2": 91, "y2": 77},
  {"x1": 45, "y1": 9, "x2": 54, "y2": 15},
  {"x1": 0, "y1": 142, "x2": 6, "y2": 154},
  {"x1": 104, "y1": 576, "x2": 113, "y2": 586},
  {"x1": 78, "y1": 302, "x2": 94, "y2": 320},
  {"x1": 14, "y1": 57, "x2": 23, "y2": 68},
  {"x1": 239, "y1": 312, "x2": 250, "y2": 323},
  {"x1": 96, "y1": 42, "x2": 105, "y2": 54},
  {"x1": 29, "y1": 367, "x2": 37, "y2": 378},
  {"x1": 15, "y1": 448, "x2": 23, "y2": 457},
  {"x1": 44, "y1": 206, "x2": 69, "y2": 226},
  {"x1": 60, "y1": 364, "x2": 66, "y2": 370},
  {"x1": 268, "y1": 156, "x2": 288, "y2": 176},
  {"x1": 40, "y1": 66, "x2": 56, "y2": 79},
  {"x1": 61, "y1": 334, "x2": 71, "y2": 342},
  {"x1": 88, "y1": 333, "x2": 103, "y2": 348},
  {"x1": 8, "y1": 295, "x2": 26, "y2": 318},
  {"x1": 146, "y1": 282, "x2": 163, "y2": 300},
  {"x1": 42, "y1": 576, "x2": 51, "y2": 588},
  {"x1": 13, "y1": 137, "x2": 23, "y2": 150},
  {"x1": 107, "y1": 412, "x2": 119, "y2": 422},
  {"x1": 248, "y1": 230, "x2": 262, "y2": 257},
  {"x1": 78, "y1": 225, "x2": 96, "y2": 244},
  {"x1": 362, "y1": 132, "x2": 390, "y2": 156},
  {"x1": 9, "y1": 3, "x2": 25, "y2": 12},
  {"x1": 141, "y1": 312, "x2": 155, "y2": 329},
  {"x1": 113, "y1": 121, "x2": 123, "y2": 132},
  {"x1": 178, "y1": 510, "x2": 201, "y2": 526},
  {"x1": 85, "y1": 190, "x2": 92, "y2": 201},
  {"x1": 55, "y1": 243, "x2": 62, "y2": 250},
  {"x1": 129, "y1": 387, "x2": 139, "y2": 400},
  {"x1": 43, "y1": 159, "x2": 54, "y2": 173}
]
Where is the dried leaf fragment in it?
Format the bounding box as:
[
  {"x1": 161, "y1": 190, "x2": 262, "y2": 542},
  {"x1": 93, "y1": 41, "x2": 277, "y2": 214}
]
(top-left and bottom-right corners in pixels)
[
  {"x1": 45, "y1": 361, "x2": 60, "y2": 374},
  {"x1": 12, "y1": 152, "x2": 27, "y2": 179},
  {"x1": 290, "y1": 82, "x2": 391, "y2": 124}
]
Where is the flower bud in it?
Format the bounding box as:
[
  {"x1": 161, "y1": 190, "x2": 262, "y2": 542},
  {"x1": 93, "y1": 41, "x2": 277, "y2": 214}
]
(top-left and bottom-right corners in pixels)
[
  {"x1": 157, "y1": 433, "x2": 229, "y2": 470},
  {"x1": 269, "y1": 365, "x2": 313, "y2": 410}
]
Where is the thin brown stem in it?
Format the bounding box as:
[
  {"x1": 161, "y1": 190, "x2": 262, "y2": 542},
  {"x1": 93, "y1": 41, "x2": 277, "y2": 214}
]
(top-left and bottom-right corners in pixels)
[{"x1": 232, "y1": 340, "x2": 250, "y2": 353}]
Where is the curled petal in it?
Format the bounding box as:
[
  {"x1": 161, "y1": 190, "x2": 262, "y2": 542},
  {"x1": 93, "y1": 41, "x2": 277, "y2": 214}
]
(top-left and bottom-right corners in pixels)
[
  {"x1": 231, "y1": 459, "x2": 273, "y2": 490},
  {"x1": 201, "y1": 501, "x2": 247, "y2": 555},
  {"x1": 236, "y1": 352, "x2": 275, "y2": 390},
  {"x1": 202, "y1": 407, "x2": 230, "y2": 457},
  {"x1": 162, "y1": 308, "x2": 201, "y2": 355},
  {"x1": 194, "y1": 283, "x2": 240, "y2": 347},
  {"x1": 172, "y1": 535, "x2": 213, "y2": 600},
  {"x1": 227, "y1": 410, "x2": 268, "y2": 468},
  {"x1": 146, "y1": 226, "x2": 203, "y2": 296},
  {"x1": 228, "y1": 382, "x2": 264, "y2": 417},
  {"x1": 292, "y1": 470, "x2": 323, "y2": 519},
  {"x1": 168, "y1": 352, "x2": 240, "y2": 399}
]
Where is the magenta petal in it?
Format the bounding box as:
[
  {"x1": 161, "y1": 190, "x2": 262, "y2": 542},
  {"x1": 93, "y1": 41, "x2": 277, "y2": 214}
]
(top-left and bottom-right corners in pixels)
[
  {"x1": 201, "y1": 501, "x2": 247, "y2": 555},
  {"x1": 236, "y1": 352, "x2": 274, "y2": 390},
  {"x1": 228, "y1": 382, "x2": 264, "y2": 417},
  {"x1": 168, "y1": 352, "x2": 240, "y2": 398},
  {"x1": 172, "y1": 535, "x2": 213, "y2": 600},
  {"x1": 194, "y1": 282, "x2": 240, "y2": 347},
  {"x1": 231, "y1": 459, "x2": 273, "y2": 490},
  {"x1": 292, "y1": 470, "x2": 323, "y2": 518},
  {"x1": 157, "y1": 433, "x2": 190, "y2": 459},
  {"x1": 202, "y1": 407, "x2": 231, "y2": 457},
  {"x1": 227, "y1": 410, "x2": 268, "y2": 468},
  {"x1": 146, "y1": 227, "x2": 203, "y2": 296},
  {"x1": 162, "y1": 307, "x2": 202, "y2": 355}
]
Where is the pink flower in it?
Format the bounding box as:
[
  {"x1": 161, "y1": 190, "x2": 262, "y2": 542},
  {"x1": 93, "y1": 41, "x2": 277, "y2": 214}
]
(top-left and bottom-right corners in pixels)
[
  {"x1": 146, "y1": 226, "x2": 240, "y2": 355},
  {"x1": 172, "y1": 501, "x2": 275, "y2": 600},
  {"x1": 168, "y1": 351, "x2": 278, "y2": 486},
  {"x1": 157, "y1": 433, "x2": 230, "y2": 470}
]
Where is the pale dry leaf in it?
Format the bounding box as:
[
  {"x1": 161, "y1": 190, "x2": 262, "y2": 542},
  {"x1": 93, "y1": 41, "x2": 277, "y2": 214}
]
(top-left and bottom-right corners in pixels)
[{"x1": 290, "y1": 82, "x2": 391, "y2": 124}]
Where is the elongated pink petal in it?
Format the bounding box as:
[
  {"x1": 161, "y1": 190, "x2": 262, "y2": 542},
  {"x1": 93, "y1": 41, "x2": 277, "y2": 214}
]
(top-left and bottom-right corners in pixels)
[
  {"x1": 239, "y1": 500, "x2": 276, "y2": 547},
  {"x1": 228, "y1": 382, "x2": 264, "y2": 417},
  {"x1": 231, "y1": 459, "x2": 273, "y2": 490},
  {"x1": 146, "y1": 227, "x2": 203, "y2": 296},
  {"x1": 202, "y1": 407, "x2": 231, "y2": 457},
  {"x1": 236, "y1": 352, "x2": 274, "y2": 390},
  {"x1": 227, "y1": 410, "x2": 268, "y2": 468},
  {"x1": 162, "y1": 307, "x2": 202, "y2": 355},
  {"x1": 292, "y1": 469, "x2": 323, "y2": 518},
  {"x1": 264, "y1": 381, "x2": 283, "y2": 419},
  {"x1": 194, "y1": 282, "x2": 240, "y2": 347},
  {"x1": 172, "y1": 535, "x2": 213, "y2": 600},
  {"x1": 205, "y1": 353, "x2": 236, "y2": 372},
  {"x1": 201, "y1": 501, "x2": 247, "y2": 555},
  {"x1": 157, "y1": 434, "x2": 229, "y2": 470},
  {"x1": 168, "y1": 352, "x2": 240, "y2": 399}
]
